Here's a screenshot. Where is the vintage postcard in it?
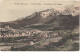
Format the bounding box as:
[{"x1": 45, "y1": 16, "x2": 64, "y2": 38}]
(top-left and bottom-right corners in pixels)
[{"x1": 0, "y1": 0, "x2": 80, "y2": 51}]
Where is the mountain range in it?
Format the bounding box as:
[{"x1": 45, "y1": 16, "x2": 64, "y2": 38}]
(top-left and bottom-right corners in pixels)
[{"x1": 0, "y1": 5, "x2": 79, "y2": 30}]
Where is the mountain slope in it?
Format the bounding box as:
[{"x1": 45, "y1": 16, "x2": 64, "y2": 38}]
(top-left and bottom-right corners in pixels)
[{"x1": 0, "y1": 6, "x2": 79, "y2": 30}]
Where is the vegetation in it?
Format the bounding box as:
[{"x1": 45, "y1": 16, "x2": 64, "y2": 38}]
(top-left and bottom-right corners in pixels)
[{"x1": 9, "y1": 30, "x2": 79, "y2": 51}]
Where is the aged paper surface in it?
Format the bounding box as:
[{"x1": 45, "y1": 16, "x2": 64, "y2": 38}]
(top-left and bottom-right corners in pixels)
[{"x1": 0, "y1": 0, "x2": 80, "y2": 51}]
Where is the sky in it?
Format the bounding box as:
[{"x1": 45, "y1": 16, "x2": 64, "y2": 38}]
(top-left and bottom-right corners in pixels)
[{"x1": 0, "y1": 0, "x2": 80, "y2": 22}]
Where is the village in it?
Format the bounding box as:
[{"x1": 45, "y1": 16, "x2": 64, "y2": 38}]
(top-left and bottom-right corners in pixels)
[
  {"x1": 0, "y1": 25, "x2": 62, "y2": 44},
  {"x1": 0, "y1": 26, "x2": 79, "y2": 51},
  {"x1": 0, "y1": 26, "x2": 60, "y2": 38},
  {"x1": 0, "y1": 26, "x2": 63, "y2": 51}
]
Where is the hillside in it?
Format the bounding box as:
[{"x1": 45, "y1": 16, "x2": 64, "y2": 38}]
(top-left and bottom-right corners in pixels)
[{"x1": 0, "y1": 5, "x2": 79, "y2": 30}]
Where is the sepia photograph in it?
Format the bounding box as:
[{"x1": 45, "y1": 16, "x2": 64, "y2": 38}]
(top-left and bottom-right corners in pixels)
[{"x1": 0, "y1": 0, "x2": 80, "y2": 51}]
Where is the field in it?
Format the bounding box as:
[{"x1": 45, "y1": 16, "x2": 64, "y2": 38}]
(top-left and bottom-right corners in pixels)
[{"x1": 0, "y1": 29, "x2": 79, "y2": 51}]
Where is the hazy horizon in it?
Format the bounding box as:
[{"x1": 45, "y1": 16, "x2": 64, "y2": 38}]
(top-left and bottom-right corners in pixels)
[{"x1": 0, "y1": 0, "x2": 79, "y2": 22}]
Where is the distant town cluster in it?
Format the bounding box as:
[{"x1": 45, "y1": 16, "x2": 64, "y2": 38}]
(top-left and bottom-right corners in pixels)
[{"x1": 0, "y1": 26, "x2": 60, "y2": 39}]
